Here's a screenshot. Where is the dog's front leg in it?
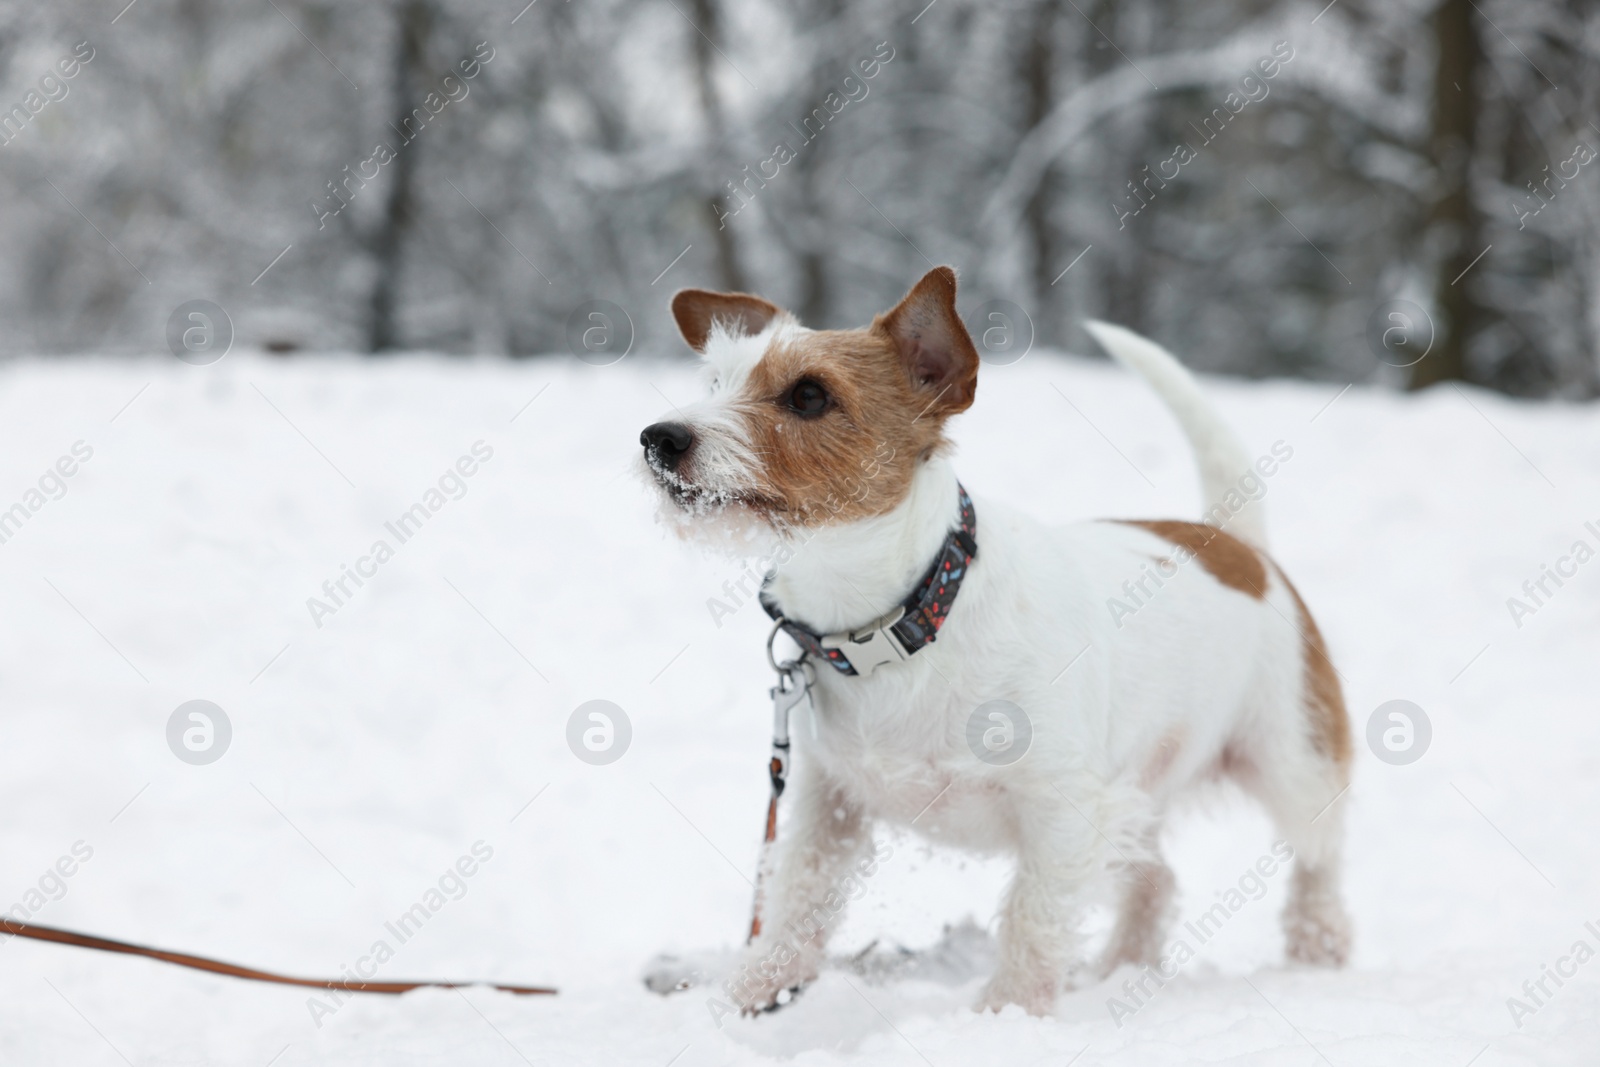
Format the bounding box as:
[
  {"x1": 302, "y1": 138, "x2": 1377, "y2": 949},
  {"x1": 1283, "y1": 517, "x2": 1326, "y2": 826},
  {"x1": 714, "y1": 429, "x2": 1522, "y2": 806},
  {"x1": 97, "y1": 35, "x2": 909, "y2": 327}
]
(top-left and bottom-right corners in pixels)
[
  {"x1": 978, "y1": 802, "x2": 1099, "y2": 1016},
  {"x1": 724, "y1": 764, "x2": 870, "y2": 1013}
]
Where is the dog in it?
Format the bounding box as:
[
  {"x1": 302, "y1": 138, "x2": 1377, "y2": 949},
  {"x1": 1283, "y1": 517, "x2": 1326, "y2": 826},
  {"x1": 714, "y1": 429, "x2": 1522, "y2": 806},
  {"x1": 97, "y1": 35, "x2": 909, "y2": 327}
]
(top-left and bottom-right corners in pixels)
[{"x1": 639, "y1": 266, "x2": 1352, "y2": 1016}]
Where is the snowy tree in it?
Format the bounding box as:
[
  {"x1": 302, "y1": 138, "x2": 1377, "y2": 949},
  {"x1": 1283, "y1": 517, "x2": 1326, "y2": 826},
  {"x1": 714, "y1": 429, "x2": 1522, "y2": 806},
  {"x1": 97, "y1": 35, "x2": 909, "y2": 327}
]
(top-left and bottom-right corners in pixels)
[{"x1": 0, "y1": 0, "x2": 1592, "y2": 393}]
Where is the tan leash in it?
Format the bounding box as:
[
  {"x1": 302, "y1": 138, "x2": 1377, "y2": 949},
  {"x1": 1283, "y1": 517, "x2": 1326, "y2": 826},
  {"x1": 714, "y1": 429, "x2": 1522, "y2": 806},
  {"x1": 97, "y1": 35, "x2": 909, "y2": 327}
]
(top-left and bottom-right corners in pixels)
[{"x1": 0, "y1": 917, "x2": 556, "y2": 996}]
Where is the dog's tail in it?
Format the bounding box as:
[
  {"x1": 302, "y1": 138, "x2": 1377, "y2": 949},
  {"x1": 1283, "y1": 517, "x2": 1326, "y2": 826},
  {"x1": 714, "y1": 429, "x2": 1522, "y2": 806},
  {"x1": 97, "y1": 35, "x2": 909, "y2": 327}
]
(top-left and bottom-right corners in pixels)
[{"x1": 1083, "y1": 321, "x2": 1267, "y2": 548}]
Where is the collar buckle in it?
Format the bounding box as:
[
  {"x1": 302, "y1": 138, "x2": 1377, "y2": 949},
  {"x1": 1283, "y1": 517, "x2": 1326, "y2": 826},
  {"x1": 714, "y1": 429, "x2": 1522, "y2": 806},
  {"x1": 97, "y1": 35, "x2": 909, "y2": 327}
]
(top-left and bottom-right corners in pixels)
[{"x1": 821, "y1": 606, "x2": 909, "y2": 675}]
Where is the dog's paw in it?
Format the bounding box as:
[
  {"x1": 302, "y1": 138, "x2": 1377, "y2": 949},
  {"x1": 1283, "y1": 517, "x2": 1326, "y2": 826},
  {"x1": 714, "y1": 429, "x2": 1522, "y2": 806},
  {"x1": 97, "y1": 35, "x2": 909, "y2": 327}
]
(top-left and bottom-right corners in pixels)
[
  {"x1": 740, "y1": 983, "x2": 806, "y2": 1016},
  {"x1": 974, "y1": 969, "x2": 1059, "y2": 1017},
  {"x1": 1283, "y1": 903, "x2": 1351, "y2": 967},
  {"x1": 723, "y1": 944, "x2": 823, "y2": 1015}
]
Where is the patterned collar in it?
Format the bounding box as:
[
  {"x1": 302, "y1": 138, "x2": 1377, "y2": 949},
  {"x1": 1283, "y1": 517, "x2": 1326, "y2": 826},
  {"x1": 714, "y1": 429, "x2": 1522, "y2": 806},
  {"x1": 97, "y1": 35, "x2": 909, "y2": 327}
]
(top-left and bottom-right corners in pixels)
[{"x1": 759, "y1": 485, "x2": 978, "y2": 676}]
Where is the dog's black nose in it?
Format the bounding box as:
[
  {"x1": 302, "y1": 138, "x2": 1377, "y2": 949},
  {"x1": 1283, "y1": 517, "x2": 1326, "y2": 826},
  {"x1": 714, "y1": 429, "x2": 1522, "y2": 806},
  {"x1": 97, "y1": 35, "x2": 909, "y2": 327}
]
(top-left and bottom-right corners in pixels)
[{"x1": 640, "y1": 421, "x2": 694, "y2": 469}]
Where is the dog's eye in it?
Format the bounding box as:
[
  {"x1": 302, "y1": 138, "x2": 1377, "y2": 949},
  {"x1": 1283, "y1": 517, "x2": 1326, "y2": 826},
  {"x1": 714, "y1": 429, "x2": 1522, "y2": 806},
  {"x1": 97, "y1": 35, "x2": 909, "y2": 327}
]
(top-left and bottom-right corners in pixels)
[{"x1": 786, "y1": 379, "x2": 830, "y2": 418}]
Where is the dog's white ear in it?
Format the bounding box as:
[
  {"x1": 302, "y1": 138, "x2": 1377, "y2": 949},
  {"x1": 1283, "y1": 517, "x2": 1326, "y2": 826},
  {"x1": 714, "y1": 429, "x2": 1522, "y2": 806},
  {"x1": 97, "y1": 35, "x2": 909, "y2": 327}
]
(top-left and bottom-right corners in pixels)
[
  {"x1": 877, "y1": 266, "x2": 980, "y2": 416},
  {"x1": 670, "y1": 289, "x2": 782, "y2": 353}
]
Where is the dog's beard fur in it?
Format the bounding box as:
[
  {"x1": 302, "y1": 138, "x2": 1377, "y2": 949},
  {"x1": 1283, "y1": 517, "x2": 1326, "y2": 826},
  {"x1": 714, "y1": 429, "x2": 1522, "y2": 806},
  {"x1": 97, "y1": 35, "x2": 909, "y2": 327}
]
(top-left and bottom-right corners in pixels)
[{"x1": 640, "y1": 416, "x2": 794, "y2": 561}]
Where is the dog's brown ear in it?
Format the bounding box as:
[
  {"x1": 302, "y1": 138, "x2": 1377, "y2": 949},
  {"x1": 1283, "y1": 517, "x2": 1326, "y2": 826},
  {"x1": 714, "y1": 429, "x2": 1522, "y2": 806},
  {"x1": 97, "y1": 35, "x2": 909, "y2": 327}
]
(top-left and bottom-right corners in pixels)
[
  {"x1": 670, "y1": 289, "x2": 783, "y2": 353},
  {"x1": 876, "y1": 266, "x2": 980, "y2": 416}
]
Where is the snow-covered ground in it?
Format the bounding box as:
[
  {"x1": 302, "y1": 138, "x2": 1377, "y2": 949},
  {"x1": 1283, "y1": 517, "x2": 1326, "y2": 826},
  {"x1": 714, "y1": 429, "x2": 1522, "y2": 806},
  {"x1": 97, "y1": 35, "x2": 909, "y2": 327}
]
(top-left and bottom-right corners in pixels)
[{"x1": 0, "y1": 345, "x2": 1595, "y2": 1066}]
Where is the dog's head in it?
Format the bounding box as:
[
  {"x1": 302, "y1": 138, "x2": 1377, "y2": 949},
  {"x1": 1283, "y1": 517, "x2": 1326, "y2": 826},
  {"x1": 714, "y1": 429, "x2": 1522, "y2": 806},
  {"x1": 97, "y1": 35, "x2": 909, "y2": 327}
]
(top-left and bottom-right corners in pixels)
[{"x1": 640, "y1": 266, "x2": 979, "y2": 540}]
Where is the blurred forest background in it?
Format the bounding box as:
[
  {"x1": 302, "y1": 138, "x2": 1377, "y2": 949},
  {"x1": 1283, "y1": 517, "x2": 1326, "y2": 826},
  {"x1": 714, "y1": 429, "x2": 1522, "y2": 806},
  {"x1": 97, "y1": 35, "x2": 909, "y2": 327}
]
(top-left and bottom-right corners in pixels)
[{"x1": 1, "y1": 0, "x2": 1597, "y2": 395}]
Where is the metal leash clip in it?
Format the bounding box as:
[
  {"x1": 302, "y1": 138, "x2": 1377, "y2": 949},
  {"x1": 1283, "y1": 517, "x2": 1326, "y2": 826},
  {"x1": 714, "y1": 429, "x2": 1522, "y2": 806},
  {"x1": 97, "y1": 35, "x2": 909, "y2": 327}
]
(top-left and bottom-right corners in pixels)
[
  {"x1": 766, "y1": 657, "x2": 813, "y2": 796},
  {"x1": 749, "y1": 620, "x2": 816, "y2": 942}
]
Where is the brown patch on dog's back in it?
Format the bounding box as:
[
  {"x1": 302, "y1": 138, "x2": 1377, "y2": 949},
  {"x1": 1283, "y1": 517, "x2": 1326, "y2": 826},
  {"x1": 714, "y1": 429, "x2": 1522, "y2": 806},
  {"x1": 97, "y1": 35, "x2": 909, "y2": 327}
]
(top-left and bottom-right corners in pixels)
[
  {"x1": 1274, "y1": 565, "x2": 1352, "y2": 769},
  {"x1": 1118, "y1": 520, "x2": 1267, "y2": 598},
  {"x1": 1118, "y1": 520, "x2": 1348, "y2": 770}
]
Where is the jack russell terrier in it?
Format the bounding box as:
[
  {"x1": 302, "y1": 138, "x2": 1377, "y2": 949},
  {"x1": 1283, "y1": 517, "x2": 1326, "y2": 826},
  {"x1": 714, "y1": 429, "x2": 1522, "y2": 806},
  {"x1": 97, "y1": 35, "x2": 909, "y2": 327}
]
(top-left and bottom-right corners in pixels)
[{"x1": 639, "y1": 266, "x2": 1352, "y2": 1016}]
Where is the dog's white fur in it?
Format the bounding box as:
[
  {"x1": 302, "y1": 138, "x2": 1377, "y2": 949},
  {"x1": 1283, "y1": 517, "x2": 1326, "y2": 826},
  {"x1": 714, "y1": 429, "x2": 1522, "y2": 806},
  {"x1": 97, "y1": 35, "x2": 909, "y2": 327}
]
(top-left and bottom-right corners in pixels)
[{"x1": 648, "y1": 313, "x2": 1351, "y2": 1015}]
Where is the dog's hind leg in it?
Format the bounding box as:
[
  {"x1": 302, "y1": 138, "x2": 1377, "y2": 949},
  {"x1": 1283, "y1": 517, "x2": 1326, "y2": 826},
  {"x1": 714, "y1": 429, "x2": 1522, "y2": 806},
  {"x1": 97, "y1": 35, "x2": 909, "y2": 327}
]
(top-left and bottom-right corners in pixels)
[
  {"x1": 1237, "y1": 577, "x2": 1354, "y2": 967},
  {"x1": 1258, "y1": 750, "x2": 1352, "y2": 967},
  {"x1": 1281, "y1": 833, "x2": 1351, "y2": 967},
  {"x1": 1098, "y1": 827, "x2": 1176, "y2": 974},
  {"x1": 1228, "y1": 732, "x2": 1352, "y2": 967}
]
